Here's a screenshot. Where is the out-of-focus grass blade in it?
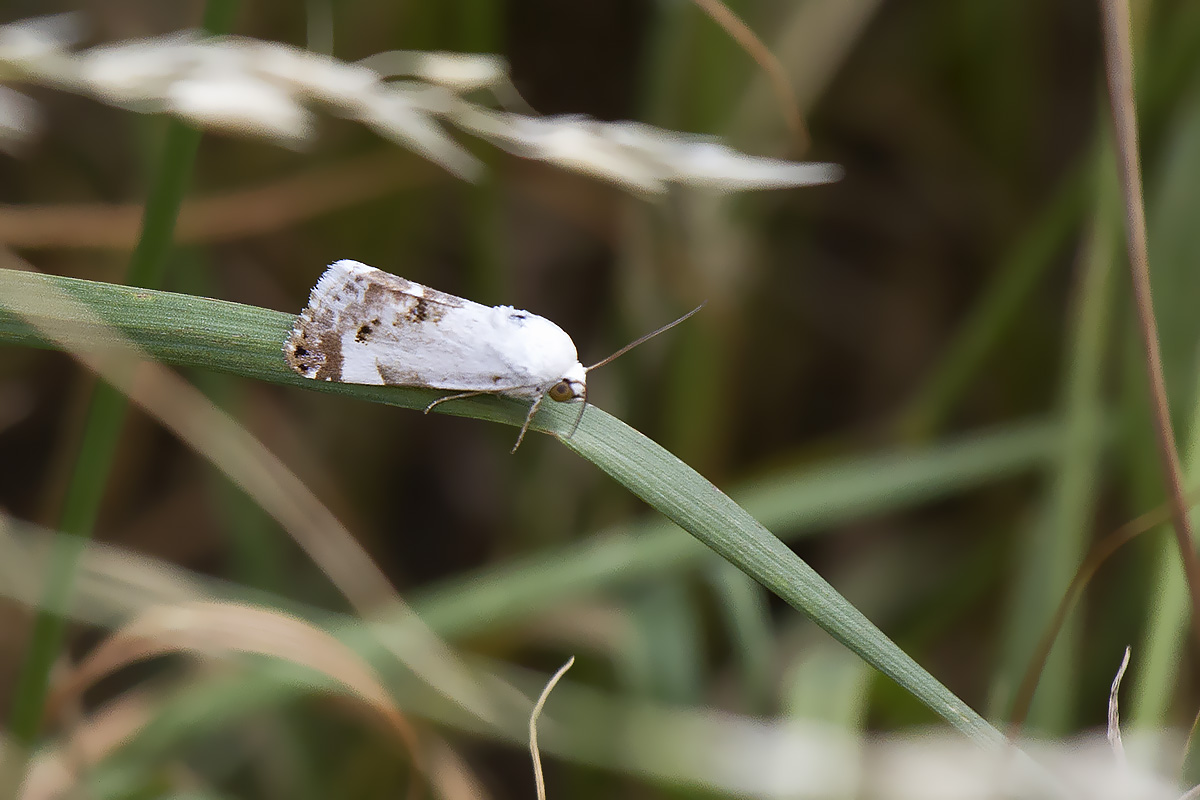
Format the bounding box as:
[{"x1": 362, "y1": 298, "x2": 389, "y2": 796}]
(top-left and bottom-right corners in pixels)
[
  {"x1": 48, "y1": 600, "x2": 418, "y2": 753},
  {"x1": 704, "y1": 560, "x2": 774, "y2": 713},
  {"x1": 5, "y1": 0, "x2": 239, "y2": 760},
  {"x1": 628, "y1": 578, "x2": 706, "y2": 704},
  {"x1": 1129, "y1": 76, "x2": 1200, "y2": 730},
  {"x1": 557, "y1": 399, "x2": 1004, "y2": 744},
  {"x1": 783, "y1": 644, "x2": 872, "y2": 728},
  {"x1": 990, "y1": 150, "x2": 1118, "y2": 734},
  {"x1": 412, "y1": 420, "x2": 1061, "y2": 640},
  {"x1": 898, "y1": 158, "x2": 1088, "y2": 440}
]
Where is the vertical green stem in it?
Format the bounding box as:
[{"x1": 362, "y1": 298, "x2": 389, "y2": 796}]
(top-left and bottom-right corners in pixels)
[
  {"x1": 992, "y1": 150, "x2": 1117, "y2": 732},
  {"x1": 896, "y1": 156, "x2": 1088, "y2": 440}
]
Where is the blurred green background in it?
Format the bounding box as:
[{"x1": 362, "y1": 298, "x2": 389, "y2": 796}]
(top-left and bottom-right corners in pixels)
[{"x1": 3, "y1": 0, "x2": 1200, "y2": 797}]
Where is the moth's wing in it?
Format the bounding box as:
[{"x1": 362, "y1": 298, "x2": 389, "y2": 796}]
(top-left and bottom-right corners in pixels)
[
  {"x1": 285, "y1": 260, "x2": 569, "y2": 394},
  {"x1": 288, "y1": 261, "x2": 425, "y2": 382}
]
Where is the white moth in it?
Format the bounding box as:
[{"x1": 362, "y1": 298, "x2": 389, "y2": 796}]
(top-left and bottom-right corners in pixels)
[{"x1": 285, "y1": 259, "x2": 698, "y2": 450}]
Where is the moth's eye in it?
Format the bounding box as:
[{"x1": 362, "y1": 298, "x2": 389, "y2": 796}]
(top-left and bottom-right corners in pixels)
[{"x1": 548, "y1": 380, "x2": 574, "y2": 402}]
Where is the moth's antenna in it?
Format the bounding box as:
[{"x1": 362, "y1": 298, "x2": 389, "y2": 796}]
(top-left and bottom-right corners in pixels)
[
  {"x1": 585, "y1": 303, "x2": 705, "y2": 372},
  {"x1": 561, "y1": 304, "x2": 703, "y2": 444}
]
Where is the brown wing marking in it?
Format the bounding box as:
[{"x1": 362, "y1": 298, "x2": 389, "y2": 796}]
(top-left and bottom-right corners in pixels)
[
  {"x1": 285, "y1": 302, "x2": 346, "y2": 381},
  {"x1": 285, "y1": 266, "x2": 470, "y2": 382}
]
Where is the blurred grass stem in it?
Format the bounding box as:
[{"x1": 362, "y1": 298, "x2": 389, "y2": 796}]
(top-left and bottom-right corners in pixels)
[
  {"x1": 998, "y1": 149, "x2": 1117, "y2": 734},
  {"x1": 1099, "y1": 0, "x2": 1200, "y2": 654},
  {"x1": 5, "y1": 0, "x2": 238, "y2": 762},
  {"x1": 897, "y1": 159, "x2": 1088, "y2": 440},
  {"x1": 687, "y1": 0, "x2": 807, "y2": 146}
]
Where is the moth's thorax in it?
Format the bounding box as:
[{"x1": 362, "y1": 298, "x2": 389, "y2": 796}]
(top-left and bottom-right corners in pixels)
[{"x1": 492, "y1": 306, "x2": 582, "y2": 389}]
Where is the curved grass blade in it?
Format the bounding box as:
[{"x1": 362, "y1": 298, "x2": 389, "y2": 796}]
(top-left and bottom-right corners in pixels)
[{"x1": 0, "y1": 267, "x2": 1003, "y2": 745}]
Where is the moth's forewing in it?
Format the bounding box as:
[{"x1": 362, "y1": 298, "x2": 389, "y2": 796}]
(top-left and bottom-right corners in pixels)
[{"x1": 286, "y1": 261, "x2": 584, "y2": 397}]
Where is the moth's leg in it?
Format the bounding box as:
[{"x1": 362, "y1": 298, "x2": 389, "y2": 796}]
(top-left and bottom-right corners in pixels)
[
  {"x1": 425, "y1": 391, "x2": 489, "y2": 414},
  {"x1": 511, "y1": 393, "x2": 546, "y2": 453}
]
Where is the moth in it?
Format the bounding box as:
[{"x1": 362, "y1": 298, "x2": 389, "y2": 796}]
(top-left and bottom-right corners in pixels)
[{"x1": 285, "y1": 260, "x2": 699, "y2": 450}]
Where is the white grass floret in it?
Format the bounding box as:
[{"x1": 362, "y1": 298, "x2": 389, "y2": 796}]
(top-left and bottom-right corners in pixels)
[
  {"x1": 81, "y1": 33, "x2": 207, "y2": 106},
  {"x1": 356, "y1": 87, "x2": 480, "y2": 179},
  {"x1": 0, "y1": 14, "x2": 844, "y2": 195},
  {"x1": 358, "y1": 51, "x2": 508, "y2": 92},
  {"x1": 166, "y1": 75, "x2": 314, "y2": 144},
  {"x1": 0, "y1": 14, "x2": 79, "y2": 74},
  {"x1": 454, "y1": 108, "x2": 843, "y2": 193},
  {"x1": 245, "y1": 39, "x2": 379, "y2": 102},
  {"x1": 0, "y1": 85, "x2": 41, "y2": 151}
]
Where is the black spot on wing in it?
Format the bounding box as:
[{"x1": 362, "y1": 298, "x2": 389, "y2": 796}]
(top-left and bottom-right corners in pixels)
[
  {"x1": 408, "y1": 297, "x2": 431, "y2": 323},
  {"x1": 355, "y1": 324, "x2": 372, "y2": 342}
]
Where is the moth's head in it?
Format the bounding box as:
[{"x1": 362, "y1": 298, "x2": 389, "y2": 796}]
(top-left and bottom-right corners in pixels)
[{"x1": 547, "y1": 362, "x2": 586, "y2": 403}]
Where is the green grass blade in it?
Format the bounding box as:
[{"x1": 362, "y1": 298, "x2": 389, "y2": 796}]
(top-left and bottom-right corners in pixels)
[
  {"x1": 557, "y1": 403, "x2": 1004, "y2": 744},
  {"x1": 0, "y1": 267, "x2": 1009, "y2": 743},
  {"x1": 704, "y1": 560, "x2": 774, "y2": 713},
  {"x1": 783, "y1": 644, "x2": 872, "y2": 727}
]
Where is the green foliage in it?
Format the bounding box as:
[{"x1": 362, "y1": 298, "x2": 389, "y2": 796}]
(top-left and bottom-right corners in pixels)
[{"x1": 5, "y1": 1, "x2": 1200, "y2": 797}]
